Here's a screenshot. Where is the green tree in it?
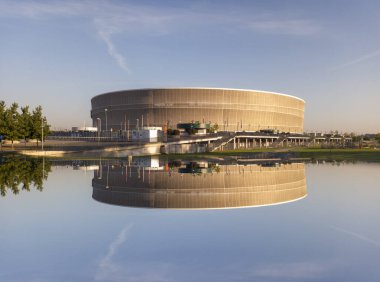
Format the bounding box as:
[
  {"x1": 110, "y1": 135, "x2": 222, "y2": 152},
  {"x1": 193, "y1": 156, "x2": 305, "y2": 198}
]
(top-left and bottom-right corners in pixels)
[
  {"x1": 18, "y1": 106, "x2": 32, "y2": 143},
  {"x1": 352, "y1": 135, "x2": 362, "y2": 143},
  {"x1": 0, "y1": 101, "x2": 6, "y2": 136},
  {"x1": 0, "y1": 101, "x2": 6, "y2": 149},
  {"x1": 42, "y1": 117, "x2": 50, "y2": 142},
  {"x1": 0, "y1": 102, "x2": 49, "y2": 148},
  {"x1": 210, "y1": 123, "x2": 219, "y2": 133},
  {"x1": 31, "y1": 106, "x2": 50, "y2": 146},
  {"x1": 4, "y1": 103, "x2": 20, "y2": 147},
  {"x1": 375, "y1": 133, "x2": 380, "y2": 143},
  {"x1": 31, "y1": 105, "x2": 42, "y2": 145}
]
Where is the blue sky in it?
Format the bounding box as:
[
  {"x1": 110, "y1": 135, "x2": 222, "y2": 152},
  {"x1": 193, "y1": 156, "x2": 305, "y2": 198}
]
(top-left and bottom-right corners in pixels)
[{"x1": 0, "y1": 0, "x2": 379, "y2": 132}]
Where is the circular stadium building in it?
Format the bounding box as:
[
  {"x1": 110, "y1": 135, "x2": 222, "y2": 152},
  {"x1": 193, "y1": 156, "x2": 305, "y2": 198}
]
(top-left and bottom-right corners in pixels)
[{"x1": 91, "y1": 88, "x2": 305, "y2": 133}]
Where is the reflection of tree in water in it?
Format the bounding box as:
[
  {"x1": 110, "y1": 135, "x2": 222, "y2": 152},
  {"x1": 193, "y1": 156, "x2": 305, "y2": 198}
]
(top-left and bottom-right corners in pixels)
[{"x1": 0, "y1": 156, "x2": 51, "y2": 196}]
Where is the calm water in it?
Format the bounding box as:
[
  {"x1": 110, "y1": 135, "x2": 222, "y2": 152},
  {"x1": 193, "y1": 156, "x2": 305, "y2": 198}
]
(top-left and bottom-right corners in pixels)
[{"x1": 1, "y1": 156, "x2": 379, "y2": 282}]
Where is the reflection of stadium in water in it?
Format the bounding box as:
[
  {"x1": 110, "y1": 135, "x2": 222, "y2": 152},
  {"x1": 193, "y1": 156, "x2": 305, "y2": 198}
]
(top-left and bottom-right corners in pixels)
[{"x1": 92, "y1": 158, "x2": 307, "y2": 209}]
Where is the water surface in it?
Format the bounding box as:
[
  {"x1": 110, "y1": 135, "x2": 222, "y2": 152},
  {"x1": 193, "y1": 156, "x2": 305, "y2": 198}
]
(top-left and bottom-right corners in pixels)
[{"x1": 1, "y1": 157, "x2": 379, "y2": 281}]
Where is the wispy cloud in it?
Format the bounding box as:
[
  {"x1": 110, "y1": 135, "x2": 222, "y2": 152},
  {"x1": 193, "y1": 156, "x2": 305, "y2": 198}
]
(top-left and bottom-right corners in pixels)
[
  {"x1": 0, "y1": 0, "x2": 83, "y2": 18},
  {"x1": 0, "y1": 1, "x2": 321, "y2": 72},
  {"x1": 247, "y1": 19, "x2": 320, "y2": 35},
  {"x1": 331, "y1": 49, "x2": 380, "y2": 70},
  {"x1": 252, "y1": 262, "x2": 326, "y2": 279},
  {"x1": 0, "y1": 0, "x2": 177, "y2": 72},
  {"x1": 97, "y1": 29, "x2": 130, "y2": 73},
  {"x1": 332, "y1": 225, "x2": 380, "y2": 247}
]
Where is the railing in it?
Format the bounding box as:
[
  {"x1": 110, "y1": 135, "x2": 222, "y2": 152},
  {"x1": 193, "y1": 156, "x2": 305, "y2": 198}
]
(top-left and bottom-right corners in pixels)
[
  {"x1": 272, "y1": 135, "x2": 287, "y2": 147},
  {"x1": 46, "y1": 136, "x2": 129, "y2": 142},
  {"x1": 208, "y1": 132, "x2": 236, "y2": 151}
]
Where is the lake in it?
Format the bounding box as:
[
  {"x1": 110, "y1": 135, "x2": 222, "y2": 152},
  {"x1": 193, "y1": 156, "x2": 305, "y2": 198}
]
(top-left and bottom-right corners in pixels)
[{"x1": 1, "y1": 156, "x2": 379, "y2": 282}]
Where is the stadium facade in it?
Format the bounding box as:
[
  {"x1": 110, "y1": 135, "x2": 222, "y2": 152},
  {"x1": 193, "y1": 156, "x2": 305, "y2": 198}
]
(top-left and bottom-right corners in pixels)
[{"x1": 91, "y1": 88, "x2": 305, "y2": 133}]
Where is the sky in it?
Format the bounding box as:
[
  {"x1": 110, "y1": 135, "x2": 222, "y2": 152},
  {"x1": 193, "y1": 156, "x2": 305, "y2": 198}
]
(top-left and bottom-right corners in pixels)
[{"x1": 0, "y1": 0, "x2": 379, "y2": 132}]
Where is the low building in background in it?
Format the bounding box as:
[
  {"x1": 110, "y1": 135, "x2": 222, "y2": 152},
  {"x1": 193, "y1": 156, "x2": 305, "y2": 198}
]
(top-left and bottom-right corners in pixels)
[
  {"x1": 131, "y1": 127, "x2": 163, "y2": 142},
  {"x1": 71, "y1": 126, "x2": 98, "y2": 133}
]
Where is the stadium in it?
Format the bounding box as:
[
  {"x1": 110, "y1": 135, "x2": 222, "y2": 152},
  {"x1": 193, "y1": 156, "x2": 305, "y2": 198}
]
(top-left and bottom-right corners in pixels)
[{"x1": 91, "y1": 88, "x2": 305, "y2": 134}]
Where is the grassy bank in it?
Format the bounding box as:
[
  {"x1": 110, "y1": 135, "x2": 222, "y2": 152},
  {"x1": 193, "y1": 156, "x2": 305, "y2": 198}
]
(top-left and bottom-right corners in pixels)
[{"x1": 2, "y1": 145, "x2": 380, "y2": 162}]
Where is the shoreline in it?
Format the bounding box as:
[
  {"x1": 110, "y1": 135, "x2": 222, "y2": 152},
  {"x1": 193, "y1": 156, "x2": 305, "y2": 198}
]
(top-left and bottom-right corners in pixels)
[{"x1": 1, "y1": 146, "x2": 380, "y2": 162}]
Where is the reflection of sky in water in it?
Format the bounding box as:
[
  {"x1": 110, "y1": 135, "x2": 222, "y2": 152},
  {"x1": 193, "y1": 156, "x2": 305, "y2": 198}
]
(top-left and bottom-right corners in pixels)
[{"x1": 0, "y1": 162, "x2": 380, "y2": 281}]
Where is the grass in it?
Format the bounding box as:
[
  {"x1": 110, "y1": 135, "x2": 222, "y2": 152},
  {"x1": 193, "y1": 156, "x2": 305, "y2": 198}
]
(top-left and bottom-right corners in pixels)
[{"x1": 3, "y1": 145, "x2": 380, "y2": 162}]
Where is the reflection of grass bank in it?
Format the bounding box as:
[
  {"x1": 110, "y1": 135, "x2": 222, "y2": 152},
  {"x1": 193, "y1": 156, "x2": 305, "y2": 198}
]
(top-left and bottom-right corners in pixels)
[
  {"x1": 208, "y1": 148, "x2": 380, "y2": 162},
  {"x1": 43, "y1": 148, "x2": 380, "y2": 162},
  {"x1": 288, "y1": 148, "x2": 380, "y2": 162}
]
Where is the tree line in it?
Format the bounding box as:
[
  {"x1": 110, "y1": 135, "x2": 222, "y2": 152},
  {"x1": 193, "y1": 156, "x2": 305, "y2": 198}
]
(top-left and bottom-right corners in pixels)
[{"x1": 0, "y1": 101, "x2": 50, "y2": 145}]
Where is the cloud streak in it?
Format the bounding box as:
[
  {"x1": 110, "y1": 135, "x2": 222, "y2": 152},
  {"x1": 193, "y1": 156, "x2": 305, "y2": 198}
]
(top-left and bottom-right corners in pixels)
[
  {"x1": 332, "y1": 225, "x2": 380, "y2": 247},
  {"x1": 252, "y1": 262, "x2": 326, "y2": 279},
  {"x1": 0, "y1": 1, "x2": 321, "y2": 72},
  {"x1": 0, "y1": 0, "x2": 177, "y2": 72},
  {"x1": 331, "y1": 49, "x2": 380, "y2": 71},
  {"x1": 98, "y1": 30, "x2": 130, "y2": 73},
  {"x1": 247, "y1": 19, "x2": 320, "y2": 35}
]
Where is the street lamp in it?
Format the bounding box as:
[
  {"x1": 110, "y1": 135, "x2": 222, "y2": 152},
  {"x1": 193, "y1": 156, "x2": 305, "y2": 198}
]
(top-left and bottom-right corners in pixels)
[
  {"x1": 97, "y1": 118, "x2": 101, "y2": 140},
  {"x1": 127, "y1": 119, "x2": 130, "y2": 141},
  {"x1": 41, "y1": 117, "x2": 46, "y2": 151},
  {"x1": 104, "y1": 108, "x2": 108, "y2": 134}
]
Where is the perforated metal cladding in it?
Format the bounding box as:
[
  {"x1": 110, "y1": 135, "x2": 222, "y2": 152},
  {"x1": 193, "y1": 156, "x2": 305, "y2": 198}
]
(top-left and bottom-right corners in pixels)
[{"x1": 91, "y1": 88, "x2": 305, "y2": 133}]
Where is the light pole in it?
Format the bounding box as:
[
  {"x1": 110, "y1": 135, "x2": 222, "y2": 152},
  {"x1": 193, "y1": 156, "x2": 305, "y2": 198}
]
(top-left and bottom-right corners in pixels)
[
  {"x1": 124, "y1": 114, "x2": 127, "y2": 134},
  {"x1": 97, "y1": 118, "x2": 101, "y2": 141},
  {"x1": 127, "y1": 119, "x2": 130, "y2": 141},
  {"x1": 41, "y1": 117, "x2": 45, "y2": 151},
  {"x1": 104, "y1": 108, "x2": 108, "y2": 135}
]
